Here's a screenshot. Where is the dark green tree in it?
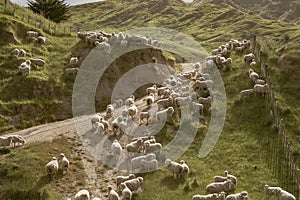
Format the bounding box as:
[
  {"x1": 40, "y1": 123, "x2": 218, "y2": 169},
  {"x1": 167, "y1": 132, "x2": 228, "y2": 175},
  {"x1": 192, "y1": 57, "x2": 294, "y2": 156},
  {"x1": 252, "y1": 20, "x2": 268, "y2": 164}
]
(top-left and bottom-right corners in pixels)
[{"x1": 27, "y1": 0, "x2": 70, "y2": 23}]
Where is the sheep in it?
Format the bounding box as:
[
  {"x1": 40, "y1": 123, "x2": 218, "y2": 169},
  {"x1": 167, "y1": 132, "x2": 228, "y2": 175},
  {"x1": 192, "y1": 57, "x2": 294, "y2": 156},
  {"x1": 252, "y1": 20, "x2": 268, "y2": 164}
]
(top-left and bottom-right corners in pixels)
[
  {"x1": 0, "y1": 136, "x2": 12, "y2": 147},
  {"x1": 144, "y1": 141, "x2": 162, "y2": 154},
  {"x1": 95, "y1": 41, "x2": 111, "y2": 52},
  {"x1": 108, "y1": 185, "x2": 120, "y2": 200},
  {"x1": 226, "y1": 171, "x2": 237, "y2": 186},
  {"x1": 75, "y1": 189, "x2": 90, "y2": 200},
  {"x1": 222, "y1": 58, "x2": 232, "y2": 70},
  {"x1": 92, "y1": 198, "x2": 102, "y2": 200},
  {"x1": 120, "y1": 39, "x2": 128, "y2": 47},
  {"x1": 192, "y1": 193, "x2": 218, "y2": 200},
  {"x1": 225, "y1": 191, "x2": 248, "y2": 200},
  {"x1": 123, "y1": 177, "x2": 143, "y2": 193},
  {"x1": 145, "y1": 93, "x2": 155, "y2": 106},
  {"x1": 239, "y1": 89, "x2": 254, "y2": 98},
  {"x1": 18, "y1": 49, "x2": 26, "y2": 57},
  {"x1": 254, "y1": 78, "x2": 265, "y2": 85},
  {"x1": 264, "y1": 185, "x2": 282, "y2": 198},
  {"x1": 249, "y1": 59, "x2": 256, "y2": 66},
  {"x1": 6, "y1": 135, "x2": 26, "y2": 147},
  {"x1": 253, "y1": 83, "x2": 269, "y2": 95},
  {"x1": 95, "y1": 121, "x2": 105, "y2": 134},
  {"x1": 248, "y1": 69, "x2": 259, "y2": 82},
  {"x1": 198, "y1": 96, "x2": 213, "y2": 106},
  {"x1": 174, "y1": 96, "x2": 191, "y2": 107},
  {"x1": 69, "y1": 57, "x2": 79, "y2": 66},
  {"x1": 157, "y1": 86, "x2": 168, "y2": 98},
  {"x1": 45, "y1": 157, "x2": 59, "y2": 178},
  {"x1": 193, "y1": 80, "x2": 213, "y2": 91},
  {"x1": 146, "y1": 84, "x2": 157, "y2": 95},
  {"x1": 112, "y1": 116, "x2": 123, "y2": 133},
  {"x1": 206, "y1": 179, "x2": 234, "y2": 193},
  {"x1": 131, "y1": 153, "x2": 156, "y2": 173},
  {"x1": 126, "y1": 139, "x2": 143, "y2": 155},
  {"x1": 139, "y1": 110, "x2": 152, "y2": 125},
  {"x1": 11, "y1": 48, "x2": 20, "y2": 57},
  {"x1": 192, "y1": 102, "x2": 204, "y2": 114},
  {"x1": 119, "y1": 182, "x2": 132, "y2": 200},
  {"x1": 165, "y1": 159, "x2": 183, "y2": 178},
  {"x1": 65, "y1": 67, "x2": 79, "y2": 75},
  {"x1": 91, "y1": 113, "x2": 102, "y2": 129},
  {"x1": 141, "y1": 158, "x2": 158, "y2": 171},
  {"x1": 244, "y1": 53, "x2": 255, "y2": 64},
  {"x1": 156, "y1": 97, "x2": 174, "y2": 108},
  {"x1": 111, "y1": 139, "x2": 122, "y2": 158},
  {"x1": 128, "y1": 104, "x2": 138, "y2": 120},
  {"x1": 26, "y1": 30, "x2": 39, "y2": 39},
  {"x1": 113, "y1": 99, "x2": 123, "y2": 108},
  {"x1": 180, "y1": 160, "x2": 189, "y2": 178},
  {"x1": 100, "y1": 118, "x2": 109, "y2": 131},
  {"x1": 30, "y1": 58, "x2": 46, "y2": 67},
  {"x1": 276, "y1": 189, "x2": 296, "y2": 200},
  {"x1": 116, "y1": 174, "x2": 136, "y2": 187},
  {"x1": 59, "y1": 153, "x2": 69, "y2": 174},
  {"x1": 125, "y1": 95, "x2": 135, "y2": 106},
  {"x1": 18, "y1": 64, "x2": 31, "y2": 76},
  {"x1": 106, "y1": 104, "x2": 114, "y2": 117},
  {"x1": 37, "y1": 36, "x2": 46, "y2": 45},
  {"x1": 155, "y1": 106, "x2": 174, "y2": 122}
]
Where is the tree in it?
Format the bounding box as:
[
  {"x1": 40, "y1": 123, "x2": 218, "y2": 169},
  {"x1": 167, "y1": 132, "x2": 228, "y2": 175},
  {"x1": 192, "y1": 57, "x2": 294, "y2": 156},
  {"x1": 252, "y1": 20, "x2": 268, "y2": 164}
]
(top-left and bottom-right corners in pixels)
[{"x1": 27, "y1": 0, "x2": 70, "y2": 23}]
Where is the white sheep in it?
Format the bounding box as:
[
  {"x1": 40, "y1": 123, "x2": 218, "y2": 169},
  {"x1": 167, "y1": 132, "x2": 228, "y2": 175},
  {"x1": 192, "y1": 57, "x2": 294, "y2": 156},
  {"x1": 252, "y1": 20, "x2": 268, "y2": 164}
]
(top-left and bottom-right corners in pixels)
[
  {"x1": 222, "y1": 58, "x2": 232, "y2": 70},
  {"x1": 11, "y1": 48, "x2": 20, "y2": 57},
  {"x1": 249, "y1": 59, "x2": 256, "y2": 66},
  {"x1": 198, "y1": 96, "x2": 213, "y2": 106},
  {"x1": 106, "y1": 104, "x2": 114, "y2": 117},
  {"x1": 146, "y1": 84, "x2": 157, "y2": 95},
  {"x1": 0, "y1": 136, "x2": 12, "y2": 147},
  {"x1": 244, "y1": 53, "x2": 255, "y2": 64},
  {"x1": 225, "y1": 191, "x2": 248, "y2": 200},
  {"x1": 175, "y1": 96, "x2": 191, "y2": 107},
  {"x1": 75, "y1": 189, "x2": 90, "y2": 200},
  {"x1": 123, "y1": 177, "x2": 143, "y2": 193},
  {"x1": 180, "y1": 160, "x2": 189, "y2": 178},
  {"x1": 100, "y1": 118, "x2": 109, "y2": 132},
  {"x1": 128, "y1": 104, "x2": 138, "y2": 120},
  {"x1": 120, "y1": 39, "x2": 128, "y2": 47},
  {"x1": 95, "y1": 41, "x2": 111, "y2": 52},
  {"x1": 126, "y1": 139, "x2": 143, "y2": 155},
  {"x1": 65, "y1": 67, "x2": 79, "y2": 75},
  {"x1": 156, "y1": 106, "x2": 174, "y2": 122},
  {"x1": 139, "y1": 110, "x2": 152, "y2": 125},
  {"x1": 156, "y1": 97, "x2": 174, "y2": 108},
  {"x1": 59, "y1": 153, "x2": 69, "y2": 174},
  {"x1": 277, "y1": 189, "x2": 296, "y2": 200},
  {"x1": 239, "y1": 89, "x2": 254, "y2": 98},
  {"x1": 26, "y1": 30, "x2": 39, "y2": 39},
  {"x1": 112, "y1": 116, "x2": 123, "y2": 133},
  {"x1": 19, "y1": 49, "x2": 26, "y2": 57},
  {"x1": 91, "y1": 113, "x2": 102, "y2": 129},
  {"x1": 264, "y1": 185, "x2": 282, "y2": 198},
  {"x1": 95, "y1": 122, "x2": 105, "y2": 134},
  {"x1": 141, "y1": 158, "x2": 158, "y2": 172},
  {"x1": 131, "y1": 153, "x2": 156, "y2": 173},
  {"x1": 144, "y1": 141, "x2": 162, "y2": 154},
  {"x1": 165, "y1": 159, "x2": 183, "y2": 178},
  {"x1": 108, "y1": 185, "x2": 120, "y2": 200},
  {"x1": 113, "y1": 99, "x2": 123, "y2": 108},
  {"x1": 37, "y1": 36, "x2": 46, "y2": 45},
  {"x1": 92, "y1": 198, "x2": 102, "y2": 200},
  {"x1": 226, "y1": 170, "x2": 237, "y2": 186},
  {"x1": 192, "y1": 193, "x2": 218, "y2": 200},
  {"x1": 145, "y1": 93, "x2": 155, "y2": 106},
  {"x1": 7, "y1": 135, "x2": 26, "y2": 147},
  {"x1": 254, "y1": 78, "x2": 265, "y2": 85},
  {"x1": 248, "y1": 69, "x2": 259, "y2": 82},
  {"x1": 206, "y1": 179, "x2": 234, "y2": 193},
  {"x1": 125, "y1": 95, "x2": 135, "y2": 106},
  {"x1": 111, "y1": 139, "x2": 122, "y2": 158},
  {"x1": 192, "y1": 102, "x2": 204, "y2": 114},
  {"x1": 30, "y1": 58, "x2": 46, "y2": 67},
  {"x1": 253, "y1": 83, "x2": 269, "y2": 95},
  {"x1": 69, "y1": 57, "x2": 79, "y2": 66},
  {"x1": 119, "y1": 182, "x2": 132, "y2": 200},
  {"x1": 45, "y1": 157, "x2": 59, "y2": 178},
  {"x1": 18, "y1": 62, "x2": 31, "y2": 76},
  {"x1": 116, "y1": 174, "x2": 136, "y2": 187}
]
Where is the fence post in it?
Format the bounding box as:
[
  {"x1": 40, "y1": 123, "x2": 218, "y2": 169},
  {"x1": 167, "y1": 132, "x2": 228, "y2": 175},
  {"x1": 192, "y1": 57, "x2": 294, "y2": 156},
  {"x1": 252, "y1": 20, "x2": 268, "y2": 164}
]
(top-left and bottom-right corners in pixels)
[{"x1": 69, "y1": 26, "x2": 72, "y2": 35}]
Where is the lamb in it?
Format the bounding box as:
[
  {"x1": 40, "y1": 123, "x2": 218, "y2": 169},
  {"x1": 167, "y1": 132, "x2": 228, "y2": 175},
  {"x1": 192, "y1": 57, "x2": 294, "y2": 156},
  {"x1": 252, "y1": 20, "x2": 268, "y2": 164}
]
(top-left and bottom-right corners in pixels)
[
  {"x1": 123, "y1": 177, "x2": 143, "y2": 192},
  {"x1": 108, "y1": 185, "x2": 120, "y2": 200},
  {"x1": 7, "y1": 135, "x2": 26, "y2": 147},
  {"x1": 141, "y1": 158, "x2": 158, "y2": 171},
  {"x1": 180, "y1": 160, "x2": 189, "y2": 177},
  {"x1": 156, "y1": 97, "x2": 174, "y2": 108},
  {"x1": 244, "y1": 53, "x2": 255, "y2": 64},
  {"x1": 30, "y1": 58, "x2": 46, "y2": 67},
  {"x1": 239, "y1": 89, "x2": 254, "y2": 98},
  {"x1": 156, "y1": 106, "x2": 174, "y2": 122},
  {"x1": 69, "y1": 57, "x2": 79, "y2": 66},
  {"x1": 139, "y1": 110, "x2": 152, "y2": 125},
  {"x1": 146, "y1": 84, "x2": 157, "y2": 95},
  {"x1": 59, "y1": 153, "x2": 69, "y2": 174},
  {"x1": 65, "y1": 67, "x2": 79, "y2": 75},
  {"x1": 192, "y1": 193, "x2": 218, "y2": 200},
  {"x1": 165, "y1": 159, "x2": 183, "y2": 178},
  {"x1": 37, "y1": 36, "x2": 46, "y2": 45},
  {"x1": 145, "y1": 93, "x2": 155, "y2": 106},
  {"x1": 75, "y1": 189, "x2": 90, "y2": 200},
  {"x1": 131, "y1": 153, "x2": 156, "y2": 173},
  {"x1": 206, "y1": 179, "x2": 234, "y2": 193},
  {"x1": 45, "y1": 157, "x2": 59, "y2": 178},
  {"x1": 111, "y1": 139, "x2": 122, "y2": 158},
  {"x1": 19, "y1": 49, "x2": 26, "y2": 57},
  {"x1": 0, "y1": 136, "x2": 12, "y2": 147},
  {"x1": 119, "y1": 182, "x2": 132, "y2": 200},
  {"x1": 11, "y1": 48, "x2": 20, "y2": 57},
  {"x1": 253, "y1": 83, "x2": 269, "y2": 95},
  {"x1": 26, "y1": 30, "x2": 39, "y2": 39},
  {"x1": 225, "y1": 191, "x2": 248, "y2": 200},
  {"x1": 116, "y1": 174, "x2": 136, "y2": 187},
  {"x1": 91, "y1": 113, "x2": 102, "y2": 129},
  {"x1": 144, "y1": 141, "x2": 162, "y2": 154}
]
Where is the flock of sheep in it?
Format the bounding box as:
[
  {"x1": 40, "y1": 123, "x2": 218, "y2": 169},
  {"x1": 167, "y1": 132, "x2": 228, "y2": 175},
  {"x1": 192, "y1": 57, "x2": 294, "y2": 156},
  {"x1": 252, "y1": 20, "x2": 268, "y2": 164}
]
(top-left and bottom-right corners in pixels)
[{"x1": 11, "y1": 30, "x2": 47, "y2": 76}]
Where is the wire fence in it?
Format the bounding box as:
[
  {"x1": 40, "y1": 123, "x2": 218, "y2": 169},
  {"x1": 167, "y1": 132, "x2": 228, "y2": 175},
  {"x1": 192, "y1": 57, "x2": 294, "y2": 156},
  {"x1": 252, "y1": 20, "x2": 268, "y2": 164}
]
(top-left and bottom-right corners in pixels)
[{"x1": 252, "y1": 36, "x2": 299, "y2": 198}]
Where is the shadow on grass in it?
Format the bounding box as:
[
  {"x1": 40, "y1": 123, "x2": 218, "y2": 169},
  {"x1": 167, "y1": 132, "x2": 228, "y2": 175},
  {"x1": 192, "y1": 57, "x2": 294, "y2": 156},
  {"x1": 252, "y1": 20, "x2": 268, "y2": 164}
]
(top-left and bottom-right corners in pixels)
[{"x1": 160, "y1": 175, "x2": 186, "y2": 190}]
